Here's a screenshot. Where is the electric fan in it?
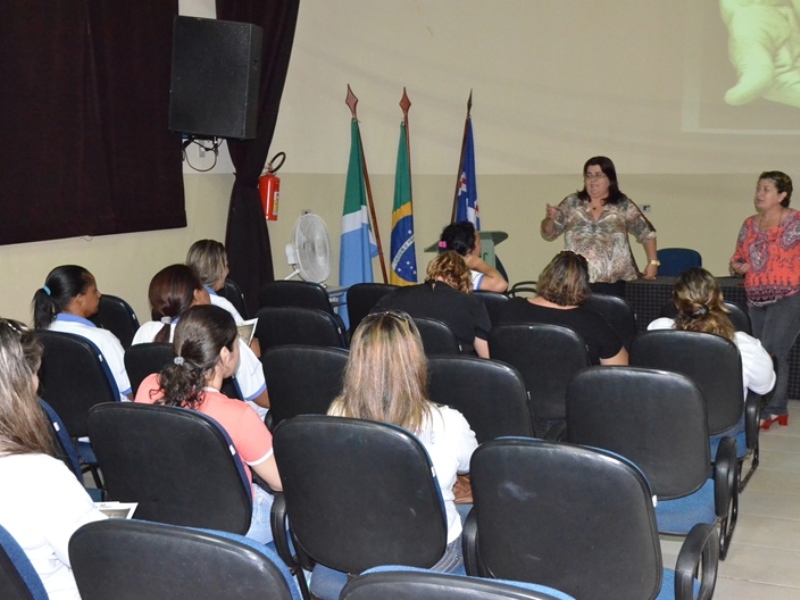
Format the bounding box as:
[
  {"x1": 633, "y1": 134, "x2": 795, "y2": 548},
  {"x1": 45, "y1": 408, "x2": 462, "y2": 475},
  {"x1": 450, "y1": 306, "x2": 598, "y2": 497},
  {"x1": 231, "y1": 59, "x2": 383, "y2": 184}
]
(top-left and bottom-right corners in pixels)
[{"x1": 284, "y1": 213, "x2": 332, "y2": 284}]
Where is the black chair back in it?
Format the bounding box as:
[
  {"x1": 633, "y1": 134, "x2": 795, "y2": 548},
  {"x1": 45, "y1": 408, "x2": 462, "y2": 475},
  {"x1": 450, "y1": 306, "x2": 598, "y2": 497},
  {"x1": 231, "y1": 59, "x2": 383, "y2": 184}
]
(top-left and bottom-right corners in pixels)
[
  {"x1": 566, "y1": 366, "x2": 710, "y2": 499},
  {"x1": 630, "y1": 330, "x2": 744, "y2": 435},
  {"x1": 659, "y1": 300, "x2": 752, "y2": 335},
  {"x1": 220, "y1": 278, "x2": 249, "y2": 319},
  {"x1": 89, "y1": 294, "x2": 140, "y2": 350},
  {"x1": 412, "y1": 317, "x2": 461, "y2": 355},
  {"x1": 467, "y1": 439, "x2": 663, "y2": 600},
  {"x1": 656, "y1": 248, "x2": 702, "y2": 277},
  {"x1": 258, "y1": 280, "x2": 334, "y2": 314},
  {"x1": 488, "y1": 324, "x2": 589, "y2": 436},
  {"x1": 124, "y1": 342, "x2": 173, "y2": 396},
  {"x1": 261, "y1": 345, "x2": 348, "y2": 431},
  {"x1": 35, "y1": 331, "x2": 119, "y2": 437},
  {"x1": 346, "y1": 283, "x2": 398, "y2": 332},
  {"x1": 69, "y1": 520, "x2": 299, "y2": 600},
  {"x1": 254, "y1": 306, "x2": 346, "y2": 352},
  {"x1": 272, "y1": 416, "x2": 447, "y2": 573},
  {"x1": 0, "y1": 524, "x2": 48, "y2": 600},
  {"x1": 87, "y1": 403, "x2": 252, "y2": 533},
  {"x1": 341, "y1": 568, "x2": 574, "y2": 600},
  {"x1": 583, "y1": 293, "x2": 637, "y2": 350},
  {"x1": 473, "y1": 291, "x2": 510, "y2": 328},
  {"x1": 428, "y1": 356, "x2": 533, "y2": 442}
]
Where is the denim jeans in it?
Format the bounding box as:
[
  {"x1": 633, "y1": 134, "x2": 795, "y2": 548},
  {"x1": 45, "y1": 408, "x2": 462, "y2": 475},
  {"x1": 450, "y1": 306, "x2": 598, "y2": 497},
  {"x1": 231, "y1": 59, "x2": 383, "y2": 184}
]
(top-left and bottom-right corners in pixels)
[
  {"x1": 245, "y1": 484, "x2": 275, "y2": 544},
  {"x1": 749, "y1": 291, "x2": 800, "y2": 416}
]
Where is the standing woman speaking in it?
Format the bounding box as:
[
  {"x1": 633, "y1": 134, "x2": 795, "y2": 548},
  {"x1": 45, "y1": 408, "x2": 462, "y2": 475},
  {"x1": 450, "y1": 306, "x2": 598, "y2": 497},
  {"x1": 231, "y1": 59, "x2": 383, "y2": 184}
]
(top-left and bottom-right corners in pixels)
[
  {"x1": 541, "y1": 156, "x2": 659, "y2": 296},
  {"x1": 731, "y1": 171, "x2": 800, "y2": 430}
]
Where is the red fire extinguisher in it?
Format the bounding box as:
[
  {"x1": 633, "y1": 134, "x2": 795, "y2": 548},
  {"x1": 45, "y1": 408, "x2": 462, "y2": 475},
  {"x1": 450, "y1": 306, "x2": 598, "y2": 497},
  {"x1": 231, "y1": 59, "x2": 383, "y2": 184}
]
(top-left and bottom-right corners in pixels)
[{"x1": 259, "y1": 152, "x2": 285, "y2": 221}]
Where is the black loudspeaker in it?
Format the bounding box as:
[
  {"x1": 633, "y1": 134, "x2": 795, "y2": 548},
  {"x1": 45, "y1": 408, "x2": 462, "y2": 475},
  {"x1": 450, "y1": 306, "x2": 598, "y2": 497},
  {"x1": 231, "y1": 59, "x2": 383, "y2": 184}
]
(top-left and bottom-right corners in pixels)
[{"x1": 169, "y1": 16, "x2": 263, "y2": 140}]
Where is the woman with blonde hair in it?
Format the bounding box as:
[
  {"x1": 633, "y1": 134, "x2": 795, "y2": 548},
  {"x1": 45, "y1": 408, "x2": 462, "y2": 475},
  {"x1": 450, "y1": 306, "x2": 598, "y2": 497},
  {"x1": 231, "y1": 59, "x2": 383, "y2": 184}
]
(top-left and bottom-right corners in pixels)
[
  {"x1": 374, "y1": 251, "x2": 491, "y2": 357},
  {"x1": 328, "y1": 311, "x2": 477, "y2": 571},
  {"x1": 648, "y1": 267, "x2": 775, "y2": 401},
  {"x1": 0, "y1": 319, "x2": 105, "y2": 599},
  {"x1": 186, "y1": 239, "x2": 245, "y2": 324},
  {"x1": 500, "y1": 251, "x2": 627, "y2": 365}
]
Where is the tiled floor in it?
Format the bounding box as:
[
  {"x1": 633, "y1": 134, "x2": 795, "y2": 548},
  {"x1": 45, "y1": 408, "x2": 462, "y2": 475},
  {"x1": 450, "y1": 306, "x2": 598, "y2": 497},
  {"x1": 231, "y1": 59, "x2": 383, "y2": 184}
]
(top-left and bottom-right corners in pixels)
[{"x1": 662, "y1": 402, "x2": 800, "y2": 598}]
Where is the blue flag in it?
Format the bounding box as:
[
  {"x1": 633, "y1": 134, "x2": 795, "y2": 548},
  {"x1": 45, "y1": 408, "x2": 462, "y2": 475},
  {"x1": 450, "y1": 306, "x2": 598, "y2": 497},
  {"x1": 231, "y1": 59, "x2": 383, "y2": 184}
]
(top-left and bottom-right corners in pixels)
[
  {"x1": 339, "y1": 119, "x2": 378, "y2": 290},
  {"x1": 455, "y1": 118, "x2": 480, "y2": 230},
  {"x1": 390, "y1": 122, "x2": 417, "y2": 285}
]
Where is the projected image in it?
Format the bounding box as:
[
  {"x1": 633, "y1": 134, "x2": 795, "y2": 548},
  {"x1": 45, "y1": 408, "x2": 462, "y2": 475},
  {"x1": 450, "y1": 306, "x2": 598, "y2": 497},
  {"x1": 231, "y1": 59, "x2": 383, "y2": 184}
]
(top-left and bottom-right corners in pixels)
[{"x1": 721, "y1": 0, "x2": 800, "y2": 109}]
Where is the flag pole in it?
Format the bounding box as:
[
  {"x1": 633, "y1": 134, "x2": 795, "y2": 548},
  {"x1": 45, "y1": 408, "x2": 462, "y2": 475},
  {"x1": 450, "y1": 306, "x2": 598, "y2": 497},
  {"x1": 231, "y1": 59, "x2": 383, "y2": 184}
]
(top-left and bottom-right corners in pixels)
[
  {"x1": 451, "y1": 90, "x2": 473, "y2": 223},
  {"x1": 346, "y1": 84, "x2": 388, "y2": 283}
]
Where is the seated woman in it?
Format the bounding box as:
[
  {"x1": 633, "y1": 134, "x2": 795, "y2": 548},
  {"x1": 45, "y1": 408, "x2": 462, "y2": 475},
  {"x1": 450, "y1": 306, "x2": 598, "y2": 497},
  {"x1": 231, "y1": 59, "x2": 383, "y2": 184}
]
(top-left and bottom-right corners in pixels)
[
  {"x1": 438, "y1": 221, "x2": 508, "y2": 292},
  {"x1": 135, "y1": 304, "x2": 281, "y2": 543},
  {"x1": 131, "y1": 265, "x2": 269, "y2": 414},
  {"x1": 0, "y1": 319, "x2": 105, "y2": 600},
  {"x1": 375, "y1": 251, "x2": 492, "y2": 357},
  {"x1": 32, "y1": 265, "x2": 131, "y2": 400},
  {"x1": 499, "y1": 251, "x2": 627, "y2": 365},
  {"x1": 328, "y1": 311, "x2": 477, "y2": 572},
  {"x1": 648, "y1": 267, "x2": 775, "y2": 401},
  {"x1": 186, "y1": 239, "x2": 244, "y2": 323}
]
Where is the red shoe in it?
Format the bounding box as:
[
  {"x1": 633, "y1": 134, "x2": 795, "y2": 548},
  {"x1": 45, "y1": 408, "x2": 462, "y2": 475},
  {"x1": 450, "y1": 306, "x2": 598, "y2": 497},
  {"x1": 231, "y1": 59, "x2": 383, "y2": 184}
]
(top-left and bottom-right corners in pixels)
[{"x1": 760, "y1": 414, "x2": 789, "y2": 430}]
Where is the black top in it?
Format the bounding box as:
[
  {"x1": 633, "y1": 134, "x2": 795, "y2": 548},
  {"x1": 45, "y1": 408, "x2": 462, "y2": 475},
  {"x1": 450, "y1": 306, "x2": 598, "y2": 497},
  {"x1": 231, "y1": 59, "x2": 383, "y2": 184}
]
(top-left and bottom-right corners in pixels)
[
  {"x1": 374, "y1": 281, "x2": 492, "y2": 355},
  {"x1": 499, "y1": 298, "x2": 622, "y2": 364}
]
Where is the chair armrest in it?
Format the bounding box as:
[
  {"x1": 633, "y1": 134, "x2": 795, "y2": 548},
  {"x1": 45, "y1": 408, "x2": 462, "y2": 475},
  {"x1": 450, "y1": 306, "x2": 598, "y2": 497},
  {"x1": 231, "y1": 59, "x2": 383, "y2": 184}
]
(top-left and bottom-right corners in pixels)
[
  {"x1": 543, "y1": 421, "x2": 566, "y2": 442},
  {"x1": 270, "y1": 493, "x2": 296, "y2": 569},
  {"x1": 744, "y1": 391, "x2": 761, "y2": 451},
  {"x1": 674, "y1": 523, "x2": 719, "y2": 600},
  {"x1": 713, "y1": 436, "x2": 737, "y2": 517},
  {"x1": 264, "y1": 411, "x2": 274, "y2": 432},
  {"x1": 462, "y1": 507, "x2": 481, "y2": 576}
]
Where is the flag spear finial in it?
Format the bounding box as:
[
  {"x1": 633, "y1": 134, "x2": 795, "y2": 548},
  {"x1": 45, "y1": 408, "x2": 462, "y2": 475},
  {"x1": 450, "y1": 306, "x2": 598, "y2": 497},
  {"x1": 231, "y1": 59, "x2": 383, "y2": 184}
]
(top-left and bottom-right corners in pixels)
[{"x1": 346, "y1": 84, "x2": 358, "y2": 119}]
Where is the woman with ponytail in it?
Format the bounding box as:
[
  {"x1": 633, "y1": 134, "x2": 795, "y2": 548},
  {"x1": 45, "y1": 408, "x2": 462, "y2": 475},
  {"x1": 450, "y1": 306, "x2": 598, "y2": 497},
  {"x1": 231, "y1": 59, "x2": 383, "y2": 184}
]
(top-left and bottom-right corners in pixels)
[
  {"x1": 31, "y1": 265, "x2": 131, "y2": 400},
  {"x1": 135, "y1": 304, "x2": 281, "y2": 543},
  {"x1": 648, "y1": 267, "x2": 775, "y2": 400}
]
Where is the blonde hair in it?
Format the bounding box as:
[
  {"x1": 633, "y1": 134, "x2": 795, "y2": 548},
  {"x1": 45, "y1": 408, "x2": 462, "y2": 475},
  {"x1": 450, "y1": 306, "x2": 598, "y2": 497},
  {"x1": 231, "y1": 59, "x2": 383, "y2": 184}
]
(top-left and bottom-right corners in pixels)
[
  {"x1": 186, "y1": 239, "x2": 228, "y2": 289},
  {"x1": 672, "y1": 268, "x2": 735, "y2": 341},
  {"x1": 425, "y1": 251, "x2": 471, "y2": 294},
  {"x1": 0, "y1": 319, "x2": 56, "y2": 456},
  {"x1": 328, "y1": 311, "x2": 432, "y2": 433}
]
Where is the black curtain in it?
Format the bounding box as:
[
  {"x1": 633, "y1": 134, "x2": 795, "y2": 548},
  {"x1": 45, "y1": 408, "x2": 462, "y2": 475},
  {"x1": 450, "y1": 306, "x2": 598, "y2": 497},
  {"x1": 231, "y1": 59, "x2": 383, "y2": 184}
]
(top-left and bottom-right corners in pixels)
[
  {"x1": 0, "y1": 0, "x2": 184, "y2": 245},
  {"x1": 216, "y1": 0, "x2": 301, "y2": 313}
]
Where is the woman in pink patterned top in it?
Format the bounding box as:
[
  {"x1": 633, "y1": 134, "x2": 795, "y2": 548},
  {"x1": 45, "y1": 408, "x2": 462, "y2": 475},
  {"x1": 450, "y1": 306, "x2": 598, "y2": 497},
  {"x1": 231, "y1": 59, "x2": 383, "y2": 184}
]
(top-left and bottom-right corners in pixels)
[{"x1": 541, "y1": 156, "x2": 658, "y2": 297}]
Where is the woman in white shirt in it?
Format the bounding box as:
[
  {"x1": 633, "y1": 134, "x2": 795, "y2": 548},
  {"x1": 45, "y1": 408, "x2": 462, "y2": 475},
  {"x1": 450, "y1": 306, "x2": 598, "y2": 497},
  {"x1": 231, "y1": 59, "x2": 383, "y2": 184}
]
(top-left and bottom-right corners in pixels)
[
  {"x1": 647, "y1": 267, "x2": 775, "y2": 401},
  {"x1": 328, "y1": 310, "x2": 478, "y2": 572},
  {"x1": 0, "y1": 319, "x2": 105, "y2": 600}
]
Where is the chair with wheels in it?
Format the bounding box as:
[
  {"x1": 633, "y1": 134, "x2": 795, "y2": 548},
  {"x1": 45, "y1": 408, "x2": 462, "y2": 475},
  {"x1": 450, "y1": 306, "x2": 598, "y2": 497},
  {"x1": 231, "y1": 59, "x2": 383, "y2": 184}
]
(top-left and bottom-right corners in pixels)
[
  {"x1": 271, "y1": 416, "x2": 450, "y2": 600},
  {"x1": 346, "y1": 283, "x2": 398, "y2": 333},
  {"x1": 87, "y1": 402, "x2": 252, "y2": 533},
  {"x1": 566, "y1": 366, "x2": 738, "y2": 560},
  {"x1": 472, "y1": 291, "x2": 509, "y2": 328},
  {"x1": 254, "y1": 306, "x2": 347, "y2": 353},
  {"x1": 69, "y1": 519, "x2": 300, "y2": 600},
  {"x1": 341, "y1": 567, "x2": 575, "y2": 600},
  {"x1": 488, "y1": 323, "x2": 590, "y2": 438},
  {"x1": 656, "y1": 248, "x2": 702, "y2": 276},
  {"x1": 89, "y1": 294, "x2": 140, "y2": 350},
  {"x1": 659, "y1": 300, "x2": 752, "y2": 335},
  {"x1": 631, "y1": 330, "x2": 761, "y2": 492},
  {"x1": 583, "y1": 293, "x2": 637, "y2": 350},
  {"x1": 464, "y1": 438, "x2": 719, "y2": 600},
  {"x1": 0, "y1": 524, "x2": 48, "y2": 600},
  {"x1": 261, "y1": 345, "x2": 349, "y2": 431},
  {"x1": 412, "y1": 317, "x2": 462, "y2": 356},
  {"x1": 427, "y1": 356, "x2": 533, "y2": 442}
]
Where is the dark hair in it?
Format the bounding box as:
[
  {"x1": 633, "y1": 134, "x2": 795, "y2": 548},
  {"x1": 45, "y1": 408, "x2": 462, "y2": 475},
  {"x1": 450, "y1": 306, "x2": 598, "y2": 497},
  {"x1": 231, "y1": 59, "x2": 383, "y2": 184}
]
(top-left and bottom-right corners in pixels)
[
  {"x1": 153, "y1": 305, "x2": 238, "y2": 410},
  {"x1": 759, "y1": 171, "x2": 793, "y2": 207},
  {"x1": 31, "y1": 265, "x2": 95, "y2": 330},
  {"x1": 672, "y1": 268, "x2": 735, "y2": 341},
  {"x1": 186, "y1": 239, "x2": 228, "y2": 288},
  {"x1": 536, "y1": 251, "x2": 592, "y2": 306},
  {"x1": 439, "y1": 222, "x2": 476, "y2": 256},
  {"x1": 147, "y1": 265, "x2": 203, "y2": 343},
  {"x1": 577, "y1": 156, "x2": 624, "y2": 205}
]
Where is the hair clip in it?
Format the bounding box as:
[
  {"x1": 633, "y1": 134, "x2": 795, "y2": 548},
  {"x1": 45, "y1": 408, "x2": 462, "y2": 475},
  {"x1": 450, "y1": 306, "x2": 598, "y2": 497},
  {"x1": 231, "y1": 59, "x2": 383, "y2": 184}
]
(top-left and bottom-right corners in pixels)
[
  {"x1": 438, "y1": 240, "x2": 447, "y2": 249},
  {"x1": 42, "y1": 285, "x2": 51, "y2": 296},
  {"x1": 173, "y1": 356, "x2": 185, "y2": 366}
]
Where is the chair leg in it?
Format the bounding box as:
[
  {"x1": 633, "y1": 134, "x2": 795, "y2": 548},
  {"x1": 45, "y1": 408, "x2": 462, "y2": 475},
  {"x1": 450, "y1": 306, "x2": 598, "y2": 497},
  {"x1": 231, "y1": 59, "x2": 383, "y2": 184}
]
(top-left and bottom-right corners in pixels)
[
  {"x1": 719, "y1": 480, "x2": 739, "y2": 561},
  {"x1": 738, "y1": 444, "x2": 759, "y2": 493}
]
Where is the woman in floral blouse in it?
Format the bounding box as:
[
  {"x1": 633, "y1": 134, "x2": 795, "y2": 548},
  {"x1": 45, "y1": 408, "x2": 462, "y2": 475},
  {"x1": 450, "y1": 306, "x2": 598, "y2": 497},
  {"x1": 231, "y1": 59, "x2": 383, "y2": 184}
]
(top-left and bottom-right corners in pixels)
[{"x1": 541, "y1": 156, "x2": 658, "y2": 297}]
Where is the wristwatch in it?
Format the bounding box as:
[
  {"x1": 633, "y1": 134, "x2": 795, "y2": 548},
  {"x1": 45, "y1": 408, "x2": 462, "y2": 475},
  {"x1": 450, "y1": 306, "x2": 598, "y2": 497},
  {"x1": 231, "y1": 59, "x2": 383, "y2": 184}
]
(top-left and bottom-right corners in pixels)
[{"x1": 648, "y1": 259, "x2": 661, "y2": 267}]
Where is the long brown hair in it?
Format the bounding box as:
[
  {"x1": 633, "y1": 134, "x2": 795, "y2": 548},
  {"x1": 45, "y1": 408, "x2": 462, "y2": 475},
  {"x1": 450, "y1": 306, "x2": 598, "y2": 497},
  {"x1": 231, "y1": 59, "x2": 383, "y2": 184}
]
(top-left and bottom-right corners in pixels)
[
  {"x1": 328, "y1": 311, "x2": 432, "y2": 433},
  {"x1": 425, "y1": 251, "x2": 472, "y2": 294},
  {"x1": 536, "y1": 251, "x2": 591, "y2": 306},
  {"x1": 147, "y1": 265, "x2": 204, "y2": 343},
  {"x1": 672, "y1": 268, "x2": 735, "y2": 341},
  {"x1": 0, "y1": 319, "x2": 56, "y2": 456}
]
